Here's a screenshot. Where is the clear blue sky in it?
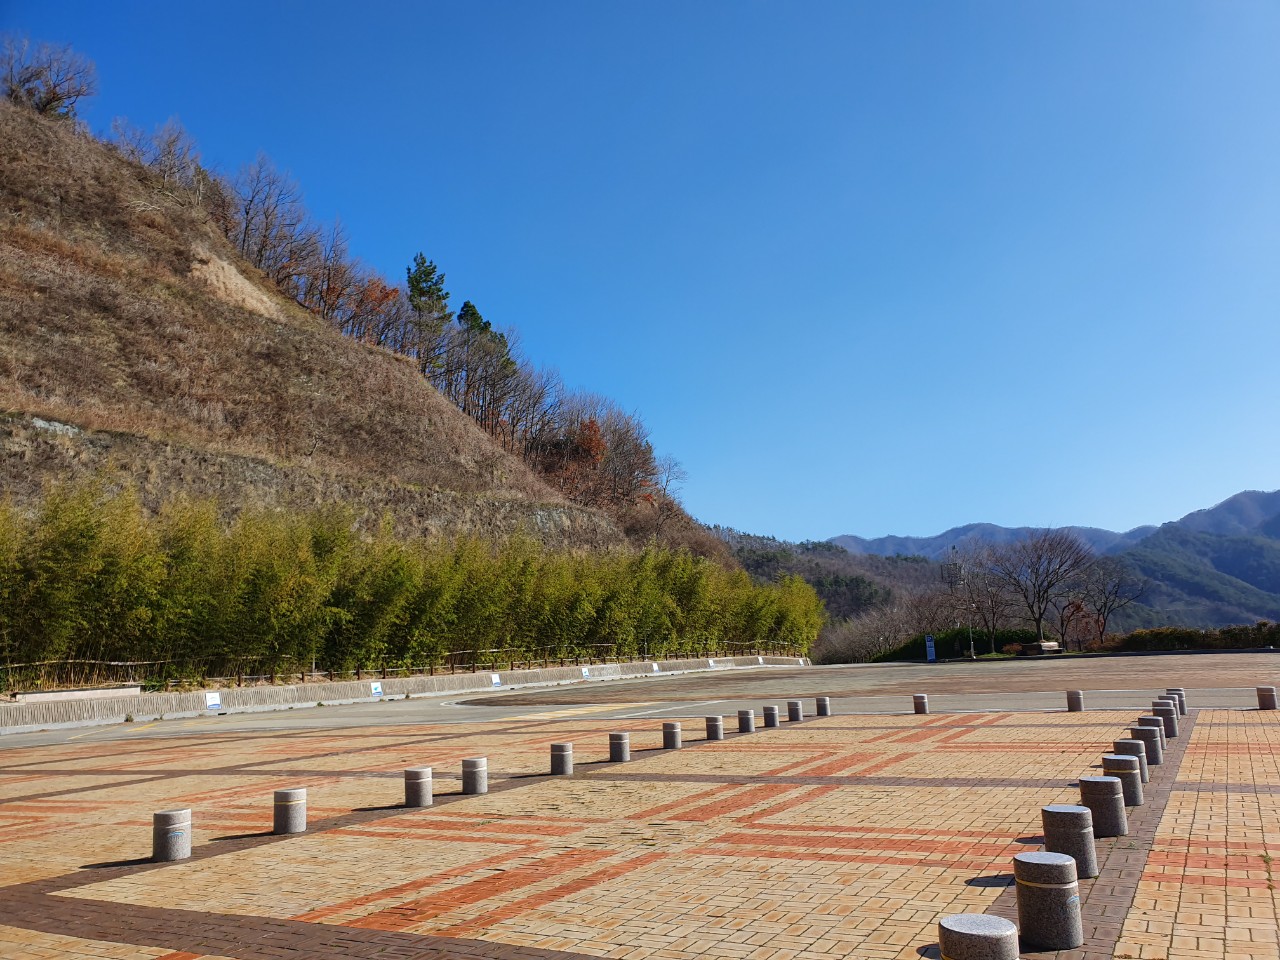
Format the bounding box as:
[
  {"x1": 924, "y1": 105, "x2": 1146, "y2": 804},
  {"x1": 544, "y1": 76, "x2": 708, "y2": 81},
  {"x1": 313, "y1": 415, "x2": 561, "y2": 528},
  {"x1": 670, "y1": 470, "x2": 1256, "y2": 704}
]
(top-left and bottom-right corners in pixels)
[{"x1": 6, "y1": 1, "x2": 1279, "y2": 541}]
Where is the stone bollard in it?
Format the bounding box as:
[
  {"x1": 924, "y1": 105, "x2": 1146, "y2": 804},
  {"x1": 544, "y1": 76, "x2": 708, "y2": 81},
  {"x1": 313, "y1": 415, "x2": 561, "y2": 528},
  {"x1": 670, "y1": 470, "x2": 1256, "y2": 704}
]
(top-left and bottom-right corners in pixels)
[
  {"x1": 763, "y1": 705, "x2": 780, "y2": 728},
  {"x1": 273, "y1": 788, "x2": 307, "y2": 835},
  {"x1": 1101, "y1": 753, "x2": 1144, "y2": 806},
  {"x1": 738, "y1": 709, "x2": 755, "y2": 734},
  {"x1": 663, "y1": 722, "x2": 682, "y2": 749},
  {"x1": 913, "y1": 694, "x2": 929, "y2": 715},
  {"x1": 152, "y1": 808, "x2": 192, "y2": 862},
  {"x1": 1130, "y1": 725, "x2": 1165, "y2": 766},
  {"x1": 816, "y1": 696, "x2": 832, "y2": 717},
  {"x1": 1078, "y1": 776, "x2": 1127, "y2": 837},
  {"x1": 404, "y1": 766, "x2": 433, "y2": 807},
  {"x1": 937, "y1": 914, "x2": 1020, "y2": 960},
  {"x1": 705, "y1": 716, "x2": 724, "y2": 741},
  {"x1": 609, "y1": 733, "x2": 631, "y2": 763},
  {"x1": 1152, "y1": 700, "x2": 1179, "y2": 738},
  {"x1": 1014, "y1": 851, "x2": 1084, "y2": 950},
  {"x1": 1137, "y1": 715, "x2": 1167, "y2": 750},
  {"x1": 1113, "y1": 739, "x2": 1150, "y2": 783},
  {"x1": 550, "y1": 744, "x2": 573, "y2": 777},
  {"x1": 1041, "y1": 803, "x2": 1098, "y2": 879},
  {"x1": 1066, "y1": 690, "x2": 1084, "y2": 712},
  {"x1": 787, "y1": 700, "x2": 804, "y2": 722},
  {"x1": 462, "y1": 757, "x2": 488, "y2": 794},
  {"x1": 1258, "y1": 686, "x2": 1278, "y2": 711},
  {"x1": 1157, "y1": 693, "x2": 1182, "y2": 719},
  {"x1": 1165, "y1": 688, "x2": 1187, "y2": 715}
]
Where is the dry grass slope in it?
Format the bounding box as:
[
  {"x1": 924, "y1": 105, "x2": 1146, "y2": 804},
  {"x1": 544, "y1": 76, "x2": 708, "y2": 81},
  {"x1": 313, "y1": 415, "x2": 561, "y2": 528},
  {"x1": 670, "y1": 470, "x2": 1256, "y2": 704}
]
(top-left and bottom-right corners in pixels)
[{"x1": 0, "y1": 103, "x2": 624, "y2": 548}]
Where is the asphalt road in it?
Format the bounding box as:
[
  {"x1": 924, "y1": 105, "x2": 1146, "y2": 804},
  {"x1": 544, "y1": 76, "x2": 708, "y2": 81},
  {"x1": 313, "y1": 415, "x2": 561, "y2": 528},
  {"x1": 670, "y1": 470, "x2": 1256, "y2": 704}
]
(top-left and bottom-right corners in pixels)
[{"x1": 2, "y1": 652, "x2": 1275, "y2": 752}]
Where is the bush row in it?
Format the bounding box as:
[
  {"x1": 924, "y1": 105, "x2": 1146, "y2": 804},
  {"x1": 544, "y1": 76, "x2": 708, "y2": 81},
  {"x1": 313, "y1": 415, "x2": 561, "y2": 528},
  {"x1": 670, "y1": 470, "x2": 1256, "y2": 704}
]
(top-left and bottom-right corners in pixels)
[{"x1": 0, "y1": 486, "x2": 824, "y2": 688}]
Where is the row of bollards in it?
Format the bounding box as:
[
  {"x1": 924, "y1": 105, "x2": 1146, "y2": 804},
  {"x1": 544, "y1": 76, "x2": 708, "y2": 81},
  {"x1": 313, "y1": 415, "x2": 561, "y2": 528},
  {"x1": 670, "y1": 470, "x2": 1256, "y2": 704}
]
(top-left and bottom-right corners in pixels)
[
  {"x1": 152, "y1": 785, "x2": 312, "y2": 862},
  {"x1": 939, "y1": 685, "x2": 1194, "y2": 956},
  {"x1": 150, "y1": 695, "x2": 837, "y2": 863}
]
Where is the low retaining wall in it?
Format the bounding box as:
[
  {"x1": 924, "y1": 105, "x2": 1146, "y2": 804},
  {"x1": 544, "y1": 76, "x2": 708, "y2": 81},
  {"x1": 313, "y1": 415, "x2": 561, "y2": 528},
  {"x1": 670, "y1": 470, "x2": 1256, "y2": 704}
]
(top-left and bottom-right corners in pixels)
[{"x1": 0, "y1": 655, "x2": 808, "y2": 734}]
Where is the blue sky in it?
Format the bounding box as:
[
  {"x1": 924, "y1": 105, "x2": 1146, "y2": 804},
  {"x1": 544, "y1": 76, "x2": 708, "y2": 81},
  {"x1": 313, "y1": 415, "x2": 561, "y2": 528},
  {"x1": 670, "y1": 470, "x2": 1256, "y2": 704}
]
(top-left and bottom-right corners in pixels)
[{"x1": 5, "y1": 1, "x2": 1279, "y2": 541}]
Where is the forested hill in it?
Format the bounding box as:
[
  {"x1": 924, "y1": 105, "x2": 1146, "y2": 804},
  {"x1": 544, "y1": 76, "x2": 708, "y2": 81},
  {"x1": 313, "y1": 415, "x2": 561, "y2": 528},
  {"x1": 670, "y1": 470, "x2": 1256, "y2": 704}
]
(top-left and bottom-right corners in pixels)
[
  {"x1": 0, "y1": 85, "x2": 719, "y2": 556},
  {"x1": 713, "y1": 527, "x2": 939, "y2": 620},
  {"x1": 827, "y1": 490, "x2": 1280, "y2": 629}
]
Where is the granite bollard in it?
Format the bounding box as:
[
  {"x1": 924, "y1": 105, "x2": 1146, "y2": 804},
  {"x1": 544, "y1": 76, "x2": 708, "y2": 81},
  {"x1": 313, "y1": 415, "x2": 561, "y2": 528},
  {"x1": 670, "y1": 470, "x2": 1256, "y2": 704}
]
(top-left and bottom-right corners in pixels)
[
  {"x1": 404, "y1": 766, "x2": 433, "y2": 806},
  {"x1": 1165, "y1": 688, "x2": 1187, "y2": 715},
  {"x1": 1078, "y1": 776, "x2": 1127, "y2": 837},
  {"x1": 1129, "y1": 725, "x2": 1164, "y2": 766},
  {"x1": 1101, "y1": 753, "x2": 1144, "y2": 806},
  {"x1": 1258, "y1": 686, "x2": 1278, "y2": 711},
  {"x1": 787, "y1": 700, "x2": 804, "y2": 722},
  {"x1": 1066, "y1": 690, "x2": 1084, "y2": 712},
  {"x1": 705, "y1": 716, "x2": 724, "y2": 741},
  {"x1": 273, "y1": 788, "x2": 307, "y2": 834},
  {"x1": 763, "y1": 705, "x2": 780, "y2": 728},
  {"x1": 152, "y1": 808, "x2": 192, "y2": 862},
  {"x1": 1041, "y1": 803, "x2": 1098, "y2": 879},
  {"x1": 462, "y1": 757, "x2": 488, "y2": 794},
  {"x1": 663, "y1": 721, "x2": 682, "y2": 749},
  {"x1": 1152, "y1": 700, "x2": 1179, "y2": 738},
  {"x1": 738, "y1": 709, "x2": 755, "y2": 733},
  {"x1": 550, "y1": 744, "x2": 573, "y2": 776},
  {"x1": 937, "y1": 914, "x2": 1019, "y2": 960},
  {"x1": 1113, "y1": 738, "x2": 1150, "y2": 783},
  {"x1": 1137, "y1": 715, "x2": 1167, "y2": 749},
  {"x1": 1014, "y1": 851, "x2": 1084, "y2": 950},
  {"x1": 913, "y1": 694, "x2": 929, "y2": 715},
  {"x1": 609, "y1": 732, "x2": 631, "y2": 762},
  {"x1": 816, "y1": 696, "x2": 832, "y2": 717}
]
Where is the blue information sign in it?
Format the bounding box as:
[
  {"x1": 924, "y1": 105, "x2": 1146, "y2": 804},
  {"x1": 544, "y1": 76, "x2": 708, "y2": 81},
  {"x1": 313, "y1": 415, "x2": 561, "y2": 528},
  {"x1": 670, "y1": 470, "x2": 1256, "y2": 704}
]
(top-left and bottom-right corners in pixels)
[{"x1": 925, "y1": 635, "x2": 936, "y2": 663}]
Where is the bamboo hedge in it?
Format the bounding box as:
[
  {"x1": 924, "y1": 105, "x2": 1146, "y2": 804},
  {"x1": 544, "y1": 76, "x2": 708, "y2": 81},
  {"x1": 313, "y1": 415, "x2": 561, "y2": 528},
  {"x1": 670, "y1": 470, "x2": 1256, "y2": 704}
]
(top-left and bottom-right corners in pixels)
[{"x1": 0, "y1": 486, "x2": 824, "y2": 690}]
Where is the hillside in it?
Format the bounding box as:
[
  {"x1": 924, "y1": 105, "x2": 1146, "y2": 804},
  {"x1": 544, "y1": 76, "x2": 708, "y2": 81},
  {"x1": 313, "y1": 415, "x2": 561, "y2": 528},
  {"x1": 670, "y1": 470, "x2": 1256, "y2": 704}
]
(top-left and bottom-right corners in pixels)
[{"x1": 0, "y1": 101, "x2": 622, "y2": 546}]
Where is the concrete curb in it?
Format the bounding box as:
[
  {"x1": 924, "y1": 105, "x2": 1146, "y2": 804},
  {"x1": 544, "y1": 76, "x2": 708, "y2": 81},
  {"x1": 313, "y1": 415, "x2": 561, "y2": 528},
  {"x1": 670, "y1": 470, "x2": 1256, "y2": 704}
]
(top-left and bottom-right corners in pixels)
[{"x1": 0, "y1": 655, "x2": 808, "y2": 734}]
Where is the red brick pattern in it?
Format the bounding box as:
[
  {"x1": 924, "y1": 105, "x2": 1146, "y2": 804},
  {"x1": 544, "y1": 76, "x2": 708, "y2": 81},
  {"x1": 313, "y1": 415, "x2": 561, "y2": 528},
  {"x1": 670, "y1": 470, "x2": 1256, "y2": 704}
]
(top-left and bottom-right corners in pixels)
[{"x1": 0, "y1": 706, "x2": 1274, "y2": 960}]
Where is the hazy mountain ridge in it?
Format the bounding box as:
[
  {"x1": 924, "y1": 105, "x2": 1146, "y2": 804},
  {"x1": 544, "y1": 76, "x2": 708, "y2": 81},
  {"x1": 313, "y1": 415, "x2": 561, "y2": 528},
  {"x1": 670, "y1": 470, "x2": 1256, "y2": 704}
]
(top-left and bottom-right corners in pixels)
[
  {"x1": 829, "y1": 490, "x2": 1280, "y2": 629},
  {"x1": 830, "y1": 523, "x2": 1157, "y2": 560}
]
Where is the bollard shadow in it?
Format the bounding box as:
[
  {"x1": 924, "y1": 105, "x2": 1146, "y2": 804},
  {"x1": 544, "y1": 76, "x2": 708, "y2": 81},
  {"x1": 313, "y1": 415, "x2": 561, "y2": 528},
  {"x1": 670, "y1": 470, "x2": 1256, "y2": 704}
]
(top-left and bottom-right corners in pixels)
[
  {"x1": 351, "y1": 804, "x2": 402, "y2": 812},
  {"x1": 80, "y1": 856, "x2": 152, "y2": 869},
  {"x1": 210, "y1": 830, "x2": 273, "y2": 841},
  {"x1": 965, "y1": 874, "x2": 1014, "y2": 888},
  {"x1": 1015, "y1": 834, "x2": 1044, "y2": 844},
  {"x1": 916, "y1": 945, "x2": 941, "y2": 958}
]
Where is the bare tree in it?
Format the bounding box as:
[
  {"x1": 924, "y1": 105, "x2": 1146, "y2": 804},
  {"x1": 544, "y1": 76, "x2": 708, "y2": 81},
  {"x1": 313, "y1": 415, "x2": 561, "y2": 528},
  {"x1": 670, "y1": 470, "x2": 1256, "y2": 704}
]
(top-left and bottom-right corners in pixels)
[
  {"x1": 1083, "y1": 557, "x2": 1146, "y2": 646},
  {"x1": 987, "y1": 530, "x2": 1095, "y2": 643},
  {"x1": 2, "y1": 36, "x2": 96, "y2": 117}
]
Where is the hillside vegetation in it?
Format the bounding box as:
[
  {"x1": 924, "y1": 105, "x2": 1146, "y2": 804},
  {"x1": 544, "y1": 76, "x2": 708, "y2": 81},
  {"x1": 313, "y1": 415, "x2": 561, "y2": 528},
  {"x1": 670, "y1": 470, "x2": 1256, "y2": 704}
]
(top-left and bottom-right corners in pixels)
[
  {"x1": 0, "y1": 100, "x2": 629, "y2": 545},
  {"x1": 0, "y1": 484, "x2": 822, "y2": 690},
  {"x1": 0, "y1": 44, "x2": 730, "y2": 556}
]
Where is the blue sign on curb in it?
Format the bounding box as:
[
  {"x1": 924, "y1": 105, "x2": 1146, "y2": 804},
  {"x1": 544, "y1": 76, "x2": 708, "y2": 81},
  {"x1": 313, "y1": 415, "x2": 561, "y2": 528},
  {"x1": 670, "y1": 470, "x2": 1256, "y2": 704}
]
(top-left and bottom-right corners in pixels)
[{"x1": 925, "y1": 635, "x2": 936, "y2": 663}]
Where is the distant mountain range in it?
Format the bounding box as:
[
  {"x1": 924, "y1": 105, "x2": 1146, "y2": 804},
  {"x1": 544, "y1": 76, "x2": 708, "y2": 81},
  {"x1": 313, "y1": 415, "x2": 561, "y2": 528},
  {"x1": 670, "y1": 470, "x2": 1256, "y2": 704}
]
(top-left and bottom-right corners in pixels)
[{"x1": 829, "y1": 490, "x2": 1280, "y2": 629}]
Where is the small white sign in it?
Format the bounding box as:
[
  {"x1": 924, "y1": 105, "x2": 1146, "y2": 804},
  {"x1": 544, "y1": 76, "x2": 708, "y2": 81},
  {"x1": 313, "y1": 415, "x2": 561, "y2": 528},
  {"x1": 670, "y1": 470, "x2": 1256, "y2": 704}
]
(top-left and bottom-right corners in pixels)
[
  {"x1": 490, "y1": 673, "x2": 501, "y2": 688},
  {"x1": 204, "y1": 691, "x2": 222, "y2": 710},
  {"x1": 581, "y1": 667, "x2": 591, "y2": 678},
  {"x1": 651, "y1": 662, "x2": 659, "y2": 673},
  {"x1": 370, "y1": 681, "x2": 384, "y2": 697},
  {"x1": 757, "y1": 656, "x2": 764, "y2": 664}
]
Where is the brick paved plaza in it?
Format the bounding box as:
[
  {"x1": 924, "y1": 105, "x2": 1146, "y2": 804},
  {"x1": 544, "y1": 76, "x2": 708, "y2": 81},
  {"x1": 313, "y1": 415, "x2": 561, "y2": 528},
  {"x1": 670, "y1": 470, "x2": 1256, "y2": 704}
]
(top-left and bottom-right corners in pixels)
[{"x1": 0, "y1": 662, "x2": 1277, "y2": 960}]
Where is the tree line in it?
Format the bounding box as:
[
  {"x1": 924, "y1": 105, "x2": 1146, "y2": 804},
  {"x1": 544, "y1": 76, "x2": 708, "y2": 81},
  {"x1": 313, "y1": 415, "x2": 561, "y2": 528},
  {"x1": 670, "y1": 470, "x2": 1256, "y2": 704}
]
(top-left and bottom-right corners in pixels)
[
  {"x1": 0, "y1": 35, "x2": 695, "y2": 547},
  {"x1": 812, "y1": 529, "x2": 1147, "y2": 663},
  {"x1": 0, "y1": 486, "x2": 824, "y2": 690}
]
